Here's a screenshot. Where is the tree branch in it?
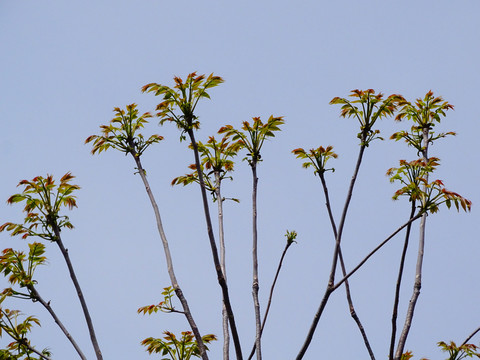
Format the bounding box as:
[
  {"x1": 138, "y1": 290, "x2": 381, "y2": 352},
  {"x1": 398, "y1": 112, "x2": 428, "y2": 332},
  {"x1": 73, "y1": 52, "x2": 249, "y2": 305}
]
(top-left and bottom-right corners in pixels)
[
  {"x1": 215, "y1": 171, "x2": 230, "y2": 360},
  {"x1": 30, "y1": 286, "x2": 86, "y2": 359},
  {"x1": 132, "y1": 153, "x2": 209, "y2": 360},
  {"x1": 461, "y1": 326, "x2": 480, "y2": 347},
  {"x1": 251, "y1": 164, "x2": 262, "y2": 360},
  {"x1": 247, "y1": 239, "x2": 295, "y2": 360},
  {"x1": 19, "y1": 341, "x2": 52, "y2": 360},
  {"x1": 187, "y1": 129, "x2": 243, "y2": 360},
  {"x1": 320, "y1": 174, "x2": 376, "y2": 360},
  {"x1": 332, "y1": 214, "x2": 422, "y2": 292},
  {"x1": 296, "y1": 144, "x2": 366, "y2": 360},
  {"x1": 52, "y1": 226, "x2": 103, "y2": 360},
  {"x1": 394, "y1": 127, "x2": 430, "y2": 360},
  {"x1": 389, "y1": 201, "x2": 416, "y2": 360}
]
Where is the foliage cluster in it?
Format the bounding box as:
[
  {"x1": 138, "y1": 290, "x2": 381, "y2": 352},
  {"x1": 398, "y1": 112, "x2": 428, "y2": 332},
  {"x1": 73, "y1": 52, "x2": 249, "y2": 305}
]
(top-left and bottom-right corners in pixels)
[{"x1": 0, "y1": 73, "x2": 477, "y2": 360}]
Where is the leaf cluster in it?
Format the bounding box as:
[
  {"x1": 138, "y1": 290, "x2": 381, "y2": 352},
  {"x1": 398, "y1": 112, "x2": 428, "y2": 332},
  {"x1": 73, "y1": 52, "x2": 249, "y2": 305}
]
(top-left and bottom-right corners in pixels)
[
  {"x1": 387, "y1": 158, "x2": 439, "y2": 203},
  {"x1": 171, "y1": 135, "x2": 242, "y2": 201},
  {"x1": 390, "y1": 128, "x2": 456, "y2": 155},
  {"x1": 437, "y1": 341, "x2": 480, "y2": 360},
  {"x1": 0, "y1": 243, "x2": 47, "y2": 299},
  {"x1": 330, "y1": 89, "x2": 404, "y2": 146},
  {"x1": 0, "y1": 244, "x2": 51, "y2": 358},
  {"x1": 218, "y1": 115, "x2": 284, "y2": 166},
  {"x1": 285, "y1": 230, "x2": 298, "y2": 245},
  {"x1": 85, "y1": 104, "x2": 163, "y2": 157},
  {"x1": 0, "y1": 174, "x2": 79, "y2": 241},
  {"x1": 403, "y1": 341, "x2": 480, "y2": 360},
  {"x1": 392, "y1": 91, "x2": 454, "y2": 154},
  {"x1": 0, "y1": 309, "x2": 40, "y2": 340},
  {"x1": 387, "y1": 91, "x2": 470, "y2": 213},
  {"x1": 142, "y1": 73, "x2": 224, "y2": 140},
  {"x1": 292, "y1": 146, "x2": 338, "y2": 176},
  {"x1": 0, "y1": 306, "x2": 50, "y2": 359},
  {"x1": 395, "y1": 90, "x2": 454, "y2": 129},
  {"x1": 141, "y1": 331, "x2": 217, "y2": 360},
  {"x1": 387, "y1": 158, "x2": 472, "y2": 213},
  {"x1": 137, "y1": 287, "x2": 180, "y2": 315}
]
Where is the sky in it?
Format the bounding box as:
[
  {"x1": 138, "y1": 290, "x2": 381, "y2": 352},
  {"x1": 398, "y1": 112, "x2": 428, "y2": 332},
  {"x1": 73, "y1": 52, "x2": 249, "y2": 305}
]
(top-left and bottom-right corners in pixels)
[{"x1": 1, "y1": 1, "x2": 479, "y2": 359}]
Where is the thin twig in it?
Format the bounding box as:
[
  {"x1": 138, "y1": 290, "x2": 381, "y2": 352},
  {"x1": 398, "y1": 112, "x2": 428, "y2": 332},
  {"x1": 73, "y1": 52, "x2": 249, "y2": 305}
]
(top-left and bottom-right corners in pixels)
[
  {"x1": 461, "y1": 326, "x2": 480, "y2": 346},
  {"x1": 389, "y1": 201, "x2": 416, "y2": 360},
  {"x1": 247, "y1": 240, "x2": 295, "y2": 360}
]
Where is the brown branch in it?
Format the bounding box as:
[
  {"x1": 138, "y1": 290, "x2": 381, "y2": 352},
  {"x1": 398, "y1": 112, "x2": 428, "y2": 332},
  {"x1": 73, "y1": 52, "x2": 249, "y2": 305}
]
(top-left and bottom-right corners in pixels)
[
  {"x1": 461, "y1": 326, "x2": 480, "y2": 346},
  {"x1": 52, "y1": 226, "x2": 103, "y2": 360},
  {"x1": 320, "y1": 173, "x2": 376, "y2": 360},
  {"x1": 188, "y1": 129, "x2": 243, "y2": 360},
  {"x1": 332, "y1": 214, "x2": 422, "y2": 292},
  {"x1": 250, "y1": 164, "x2": 262, "y2": 360},
  {"x1": 294, "y1": 213, "x2": 421, "y2": 360},
  {"x1": 215, "y1": 171, "x2": 230, "y2": 360},
  {"x1": 389, "y1": 201, "x2": 416, "y2": 360},
  {"x1": 30, "y1": 286, "x2": 86, "y2": 359},
  {"x1": 247, "y1": 239, "x2": 295, "y2": 360},
  {"x1": 19, "y1": 340, "x2": 52, "y2": 360},
  {"x1": 132, "y1": 153, "x2": 208, "y2": 360},
  {"x1": 296, "y1": 144, "x2": 366, "y2": 360},
  {"x1": 394, "y1": 127, "x2": 430, "y2": 360}
]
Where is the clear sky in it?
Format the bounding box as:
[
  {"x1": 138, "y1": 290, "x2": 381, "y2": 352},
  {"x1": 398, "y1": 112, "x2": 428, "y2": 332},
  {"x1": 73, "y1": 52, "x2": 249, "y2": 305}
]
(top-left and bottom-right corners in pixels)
[{"x1": 1, "y1": 1, "x2": 479, "y2": 359}]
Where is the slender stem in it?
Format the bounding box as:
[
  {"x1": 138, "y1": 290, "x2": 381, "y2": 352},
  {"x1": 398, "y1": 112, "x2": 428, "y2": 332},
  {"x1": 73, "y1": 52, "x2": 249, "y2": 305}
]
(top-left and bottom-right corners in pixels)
[
  {"x1": 296, "y1": 144, "x2": 366, "y2": 360},
  {"x1": 187, "y1": 129, "x2": 243, "y2": 360},
  {"x1": 330, "y1": 145, "x2": 366, "y2": 285},
  {"x1": 295, "y1": 288, "x2": 333, "y2": 360},
  {"x1": 461, "y1": 326, "x2": 480, "y2": 346},
  {"x1": 215, "y1": 171, "x2": 230, "y2": 360},
  {"x1": 394, "y1": 127, "x2": 430, "y2": 360},
  {"x1": 247, "y1": 240, "x2": 294, "y2": 360},
  {"x1": 319, "y1": 174, "x2": 338, "y2": 236},
  {"x1": 131, "y1": 153, "x2": 208, "y2": 360},
  {"x1": 320, "y1": 174, "x2": 375, "y2": 360},
  {"x1": 29, "y1": 286, "x2": 86, "y2": 359},
  {"x1": 389, "y1": 201, "x2": 416, "y2": 360},
  {"x1": 52, "y1": 226, "x2": 103, "y2": 360},
  {"x1": 394, "y1": 215, "x2": 426, "y2": 359},
  {"x1": 251, "y1": 164, "x2": 262, "y2": 360}
]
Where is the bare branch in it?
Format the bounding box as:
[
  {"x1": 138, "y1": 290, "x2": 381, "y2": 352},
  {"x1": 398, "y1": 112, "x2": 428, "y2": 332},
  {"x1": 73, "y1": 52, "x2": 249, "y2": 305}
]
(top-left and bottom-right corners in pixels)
[
  {"x1": 296, "y1": 143, "x2": 367, "y2": 360},
  {"x1": 333, "y1": 213, "x2": 422, "y2": 292},
  {"x1": 52, "y1": 226, "x2": 103, "y2": 360},
  {"x1": 188, "y1": 129, "x2": 243, "y2": 360},
  {"x1": 389, "y1": 202, "x2": 416, "y2": 360},
  {"x1": 320, "y1": 174, "x2": 376, "y2": 360},
  {"x1": 461, "y1": 326, "x2": 480, "y2": 347},
  {"x1": 30, "y1": 287, "x2": 86, "y2": 359},
  {"x1": 248, "y1": 238, "x2": 295, "y2": 360},
  {"x1": 132, "y1": 153, "x2": 209, "y2": 360}
]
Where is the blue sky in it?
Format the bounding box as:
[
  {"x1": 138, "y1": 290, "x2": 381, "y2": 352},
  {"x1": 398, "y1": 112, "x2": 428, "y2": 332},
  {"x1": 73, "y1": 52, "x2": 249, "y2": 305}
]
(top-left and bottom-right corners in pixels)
[{"x1": 1, "y1": 1, "x2": 479, "y2": 359}]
